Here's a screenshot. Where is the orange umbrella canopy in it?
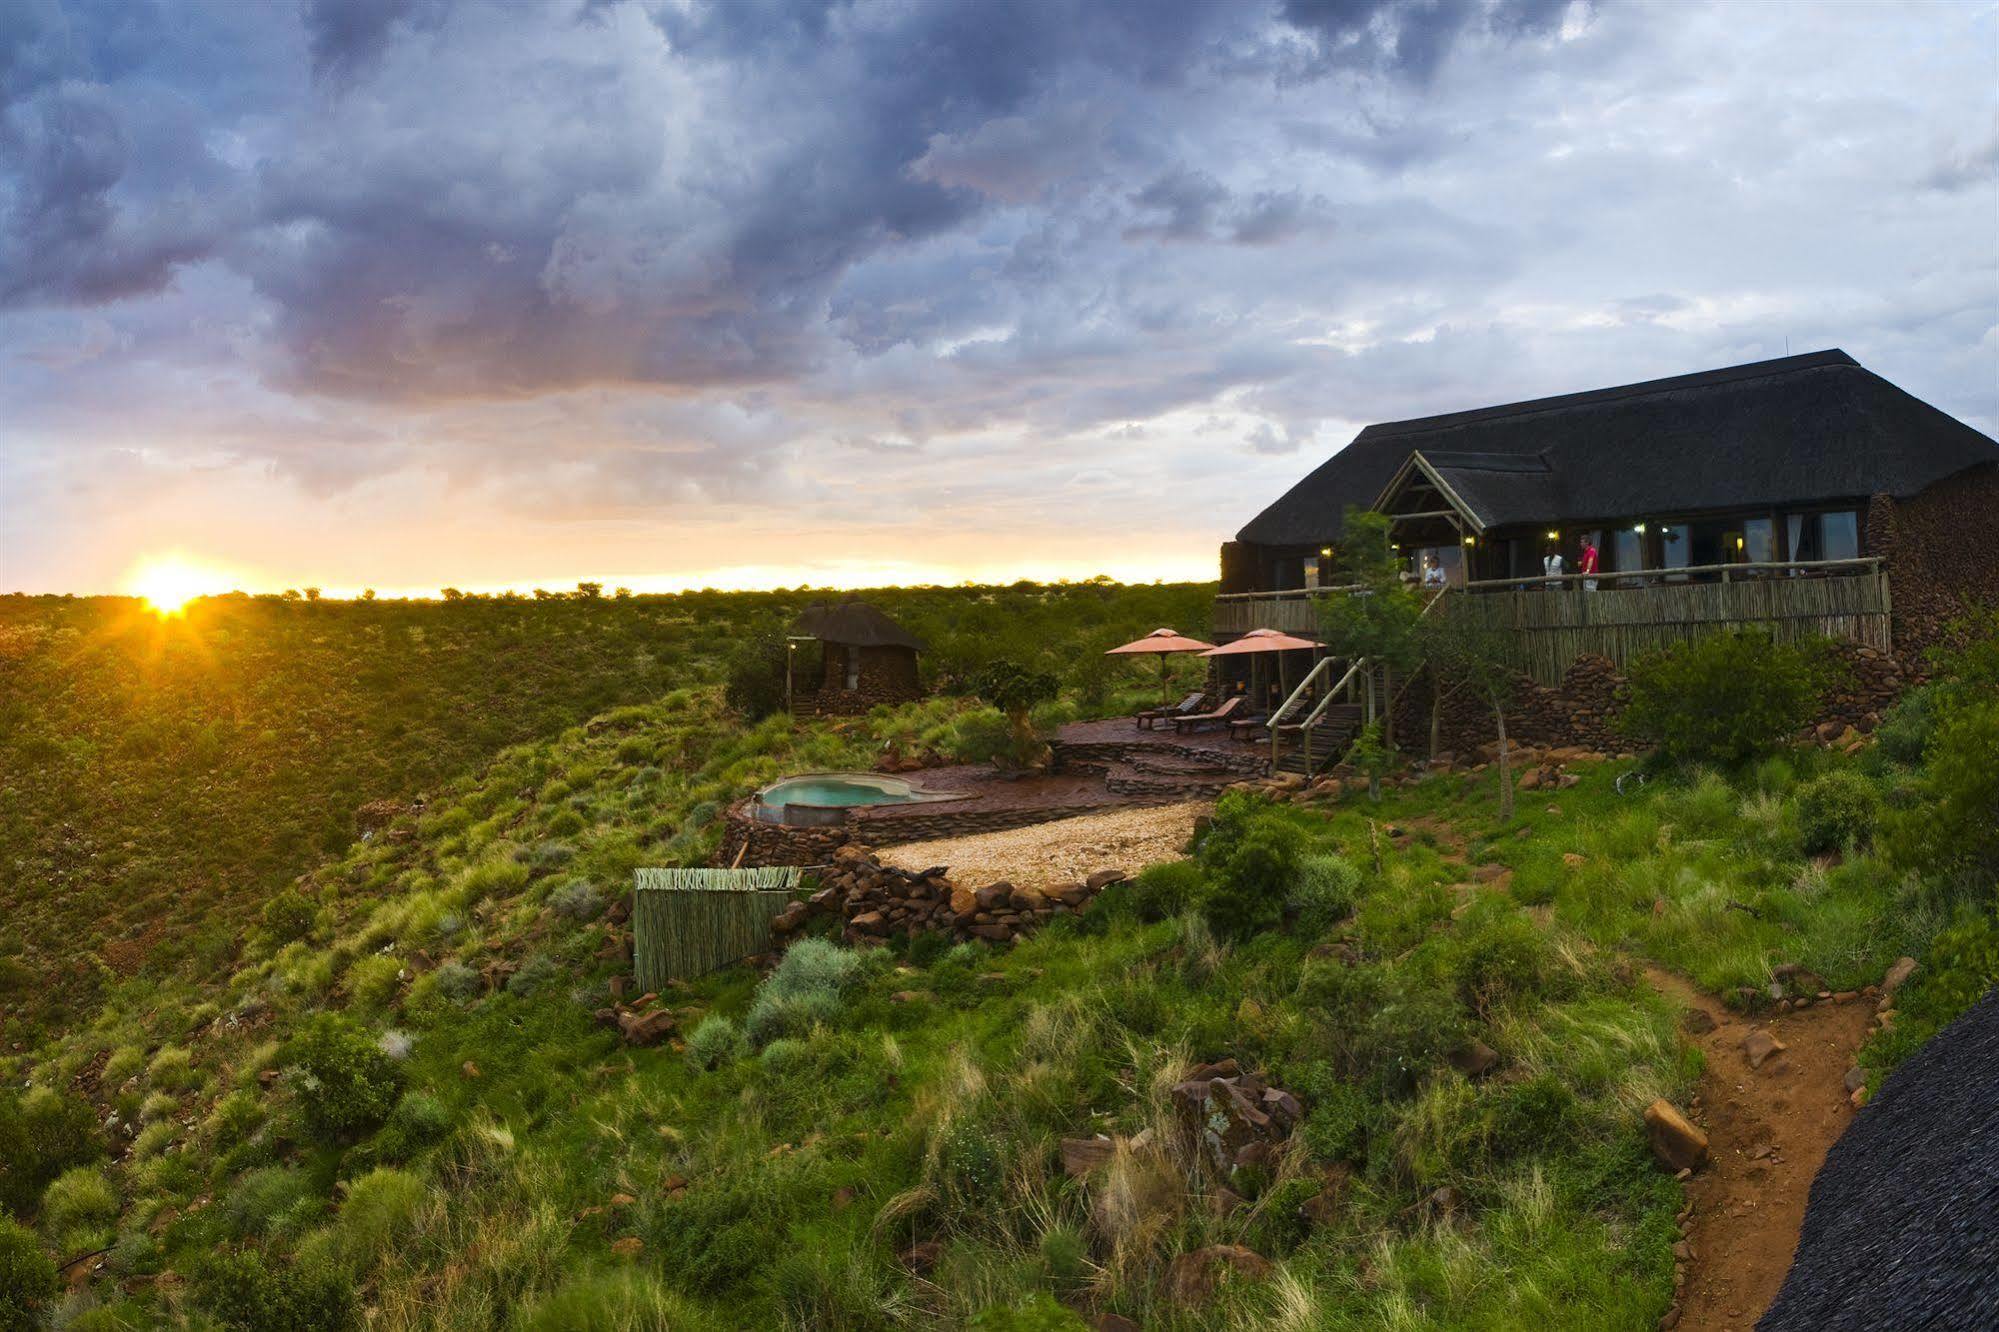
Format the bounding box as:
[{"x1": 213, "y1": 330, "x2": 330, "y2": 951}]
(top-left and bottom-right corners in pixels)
[
  {"x1": 1105, "y1": 627, "x2": 1216, "y2": 655},
  {"x1": 1200, "y1": 628, "x2": 1318, "y2": 656}
]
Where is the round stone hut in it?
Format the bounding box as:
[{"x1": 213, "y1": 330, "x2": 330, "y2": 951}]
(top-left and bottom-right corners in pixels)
[{"x1": 790, "y1": 600, "x2": 926, "y2": 715}]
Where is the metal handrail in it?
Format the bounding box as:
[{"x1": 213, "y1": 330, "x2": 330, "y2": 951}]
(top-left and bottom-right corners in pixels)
[{"x1": 1459, "y1": 555, "x2": 1880, "y2": 592}]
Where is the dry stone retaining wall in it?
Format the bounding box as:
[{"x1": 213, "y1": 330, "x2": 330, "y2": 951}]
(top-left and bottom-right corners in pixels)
[{"x1": 769, "y1": 843, "x2": 1126, "y2": 948}]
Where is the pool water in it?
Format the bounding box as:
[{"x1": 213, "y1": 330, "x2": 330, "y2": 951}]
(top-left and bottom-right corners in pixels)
[
  {"x1": 753, "y1": 772, "x2": 953, "y2": 825},
  {"x1": 760, "y1": 774, "x2": 927, "y2": 809}
]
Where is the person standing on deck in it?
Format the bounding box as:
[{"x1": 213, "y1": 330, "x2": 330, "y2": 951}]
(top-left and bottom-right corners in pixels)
[
  {"x1": 1579, "y1": 536, "x2": 1600, "y2": 591},
  {"x1": 1543, "y1": 545, "x2": 1564, "y2": 589}
]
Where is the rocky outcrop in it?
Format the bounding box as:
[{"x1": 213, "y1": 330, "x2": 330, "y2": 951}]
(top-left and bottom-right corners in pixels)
[{"x1": 771, "y1": 843, "x2": 1122, "y2": 948}]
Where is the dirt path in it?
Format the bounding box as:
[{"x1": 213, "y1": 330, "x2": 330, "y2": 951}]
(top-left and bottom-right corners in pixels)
[{"x1": 1642, "y1": 967, "x2": 1873, "y2": 1331}]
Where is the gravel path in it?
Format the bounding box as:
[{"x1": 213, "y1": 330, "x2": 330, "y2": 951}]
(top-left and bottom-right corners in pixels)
[{"x1": 876, "y1": 800, "x2": 1208, "y2": 887}]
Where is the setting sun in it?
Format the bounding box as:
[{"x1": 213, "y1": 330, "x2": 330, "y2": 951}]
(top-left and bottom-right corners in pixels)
[{"x1": 127, "y1": 555, "x2": 236, "y2": 616}]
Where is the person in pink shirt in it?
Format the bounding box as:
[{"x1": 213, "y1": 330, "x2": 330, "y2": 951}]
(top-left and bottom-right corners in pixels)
[{"x1": 1579, "y1": 535, "x2": 1600, "y2": 591}]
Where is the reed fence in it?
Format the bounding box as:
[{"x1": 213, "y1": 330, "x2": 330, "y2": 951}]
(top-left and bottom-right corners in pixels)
[
  {"x1": 632, "y1": 866, "x2": 804, "y2": 988},
  {"x1": 1445, "y1": 561, "x2": 1891, "y2": 683}
]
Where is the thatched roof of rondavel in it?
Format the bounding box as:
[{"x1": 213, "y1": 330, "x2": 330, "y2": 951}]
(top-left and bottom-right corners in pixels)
[
  {"x1": 1237, "y1": 349, "x2": 1999, "y2": 546},
  {"x1": 1761, "y1": 983, "x2": 1999, "y2": 1329},
  {"x1": 791, "y1": 600, "x2": 926, "y2": 650}
]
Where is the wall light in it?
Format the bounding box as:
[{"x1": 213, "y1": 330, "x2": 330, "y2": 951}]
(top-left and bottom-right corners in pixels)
[
  {"x1": 1463, "y1": 535, "x2": 1476, "y2": 546},
  {"x1": 1545, "y1": 529, "x2": 1560, "y2": 540},
  {"x1": 1319, "y1": 547, "x2": 1332, "y2": 558},
  {"x1": 1736, "y1": 536, "x2": 1746, "y2": 550},
  {"x1": 1634, "y1": 522, "x2": 1647, "y2": 534}
]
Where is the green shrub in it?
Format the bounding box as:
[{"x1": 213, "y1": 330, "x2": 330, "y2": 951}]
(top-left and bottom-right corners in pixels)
[
  {"x1": 284, "y1": 1015, "x2": 403, "y2": 1143},
  {"x1": 1874, "y1": 685, "x2": 1938, "y2": 765},
  {"x1": 226, "y1": 1167, "x2": 320, "y2": 1239},
  {"x1": 206, "y1": 1089, "x2": 266, "y2": 1151},
  {"x1": 1447, "y1": 908, "x2": 1556, "y2": 1011},
  {"x1": 1897, "y1": 697, "x2": 1999, "y2": 878},
  {"x1": 146, "y1": 1045, "x2": 198, "y2": 1092},
  {"x1": 0, "y1": 1087, "x2": 103, "y2": 1218},
  {"x1": 548, "y1": 878, "x2": 602, "y2": 921},
  {"x1": 1619, "y1": 630, "x2": 1824, "y2": 766},
  {"x1": 519, "y1": 1269, "x2": 701, "y2": 1331},
  {"x1": 192, "y1": 1247, "x2": 360, "y2": 1332},
  {"x1": 504, "y1": 954, "x2": 563, "y2": 998},
  {"x1": 939, "y1": 707, "x2": 1013, "y2": 765},
  {"x1": 372, "y1": 1093, "x2": 451, "y2": 1164},
  {"x1": 338, "y1": 1168, "x2": 427, "y2": 1265},
  {"x1": 433, "y1": 959, "x2": 482, "y2": 1001},
  {"x1": 261, "y1": 889, "x2": 318, "y2": 944},
  {"x1": 723, "y1": 628, "x2": 789, "y2": 722},
  {"x1": 1289, "y1": 854, "x2": 1361, "y2": 933},
  {"x1": 0, "y1": 1218, "x2": 57, "y2": 1332},
  {"x1": 1796, "y1": 770, "x2": 1880, "y2": 854},
  {"x1": 968, "y1": 1294, "x2": 1090, "y2": 1331},
  {"x1": 1130, "y1": 860, "x2": 1205, "y2": 924},
  {"x1": 1296, "y1": 959, "x2": 1466, "y2": 1095},
  {"x1": 457, "y1": 854, "x2": 529, "y2": 903},
  {"x1": 40, "y1": 1166, "x2": 117, "y2": 1245},
  {"x1": 346, "y1": 954, "x2": 404, "y2": 1011},
  {"x1": 1198, "y1": 795, "x2": 1307, "y2": 942},
  {"x1": 687, "y1": 1016, "x2": 748, "y2": 1071},
  {"x1": 745, "y1": 940, "x2": 863, "y2": 1045}
]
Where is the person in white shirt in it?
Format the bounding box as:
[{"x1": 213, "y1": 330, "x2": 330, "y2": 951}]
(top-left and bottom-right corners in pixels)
[{"x1": 1543, "y1": 545, "x2": 1564, "y2": 589}]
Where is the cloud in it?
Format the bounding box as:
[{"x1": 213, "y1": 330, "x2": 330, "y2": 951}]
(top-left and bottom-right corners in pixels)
[{"x1": 0, "y1": 0, "x2": 1993, "y2": 596}]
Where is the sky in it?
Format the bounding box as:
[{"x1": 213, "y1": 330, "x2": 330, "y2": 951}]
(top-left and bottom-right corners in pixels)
[{"x1": 1, "y1": 0, "x2": 1995, "y2": 597}]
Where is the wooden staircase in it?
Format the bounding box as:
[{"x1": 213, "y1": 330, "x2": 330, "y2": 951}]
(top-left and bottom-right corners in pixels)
[{"x1": 1272, "y1": 703, "x2": 1364, "y2": 775}]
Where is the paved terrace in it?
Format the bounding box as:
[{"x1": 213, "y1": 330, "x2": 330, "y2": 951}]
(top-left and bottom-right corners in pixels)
[{"x1": 844, "y1": 717, "x2": 1268, "y2": 844}]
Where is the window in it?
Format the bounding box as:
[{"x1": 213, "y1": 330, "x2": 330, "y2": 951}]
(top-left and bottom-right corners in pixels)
[
  {"x1": 1614, "y1": 528, "x2": 1646, "y2": 586},
  {"x1": 1742, "y1": 517, "x2": 1776, "y2": 564},
  {"x1": 1659, "y1": 524, "x2": 1691, "y2": 580},
  {"x1": 845, "y1": 645, "x2": 861, "y2": 691},
  {"x1": 1786, "y1": 510, "x2": 1859, "y2": 567},
  {"x1": 1688, "y1": 520, "x2": 1731, "y2": 570}
]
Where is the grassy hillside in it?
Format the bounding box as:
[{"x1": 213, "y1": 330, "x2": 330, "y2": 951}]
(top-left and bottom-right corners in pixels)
[
  {"x1": 0, "y1": 581, "x2": 1211, "y2": 1037},
  {"x1": 1, "y1": 616, "x2": 1990, "y2": 1329}
]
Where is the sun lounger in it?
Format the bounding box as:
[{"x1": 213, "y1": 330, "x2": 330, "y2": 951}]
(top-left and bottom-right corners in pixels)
[
  {"x1": 1136, "y1": 691, "x2": 1206, "y2": 729},
  {"x1": 1172, "y1": 695, "x2": 1244, "y2": 733}
]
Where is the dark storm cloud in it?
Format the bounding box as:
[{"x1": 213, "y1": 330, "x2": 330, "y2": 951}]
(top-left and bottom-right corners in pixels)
[{"x1": 1, "y1": 0, "x2": 1995, "y2": 594}]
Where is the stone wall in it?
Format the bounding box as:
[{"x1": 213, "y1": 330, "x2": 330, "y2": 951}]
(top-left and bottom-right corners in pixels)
[
  {"x1": 717, "y1": 796, "x2": 1185, "y2": 868},
  {"x1": 796, "y1": 643, "x2": 924, "y2": 716},
  {"x1": 1868, "y1": 466, "x2": 1999, "y2": 663},
  {"x1": 1393, "y1": 642, "x2": 1908, "y2": 759},
  {"x1": 769, "y1": 843, "x2": 1123, "y2": 948},
  {"x1": 717, "y1": 813, "x2": 850, "y2": 868}
]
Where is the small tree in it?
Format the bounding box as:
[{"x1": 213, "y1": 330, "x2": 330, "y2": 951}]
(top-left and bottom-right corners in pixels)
[
  {"x1": 723, "y1": 627, "x2": 790, "y2": 722},
  {"x1": 970, "y1": 659, "x2": 1061, "y2": 767},
  {"x1": 1424, "y1": 608, "x2": 1520, "y2": 819},
  {"x1": 1619, "y1": 630, "x2": 1825, "y2": 767},
  {"x1": 574, "y1": 582, "x2": 603, "y2": 600},
  {"x1": 1320, "y1": 508, "x2": 1424, "y2": 749}
]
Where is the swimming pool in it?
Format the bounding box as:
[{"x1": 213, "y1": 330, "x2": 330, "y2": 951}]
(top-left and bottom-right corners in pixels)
[{"x1": 752, "y1": 772, "x2": 955, "y2": 825}]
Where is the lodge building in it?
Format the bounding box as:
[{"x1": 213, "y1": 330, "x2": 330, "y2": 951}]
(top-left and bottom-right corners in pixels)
[{"x1": 1218, "y1": 350, "x2": 1999, "y2": 681}]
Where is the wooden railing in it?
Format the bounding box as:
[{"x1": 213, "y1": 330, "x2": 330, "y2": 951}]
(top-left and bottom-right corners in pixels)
[
  {"x1": 1448, "y1": 557, "x2": 1890, "y2": 683},
  {"x1": 1212, "y1": 584, "x2": 1364, "y2": 636},
  {"x1": 1269, "y1": 656, "x2": 1373, "y2": 776}
]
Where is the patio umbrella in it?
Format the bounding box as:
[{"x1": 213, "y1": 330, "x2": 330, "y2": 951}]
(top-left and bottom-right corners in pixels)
[
  {"x1": 1200, "y1": 628, "x2": 1320, "y2": 709},
  {"x1": 1105, "y1": 627, "x2": 1217, "y2": 700}
]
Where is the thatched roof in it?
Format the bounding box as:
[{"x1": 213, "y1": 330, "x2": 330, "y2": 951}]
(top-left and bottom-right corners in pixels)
[
  {"x1": 791, "y1": 600, "x2": 926, "y2": 650},
  {"x1": 1762, "y1": 984, "x2": 1999, "y2": 1329},
  {"x1": 1238, "y1": 350, "x2": 1999, "y2": 546}
]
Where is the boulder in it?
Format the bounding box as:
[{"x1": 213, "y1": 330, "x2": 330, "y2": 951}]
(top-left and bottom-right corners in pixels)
[
  {"x1": 897, "y1": 1240, "x2": 944, "y2": 1275},
  {"x1": 1059, "y1": 1136, "x2": 1118, "y2": 1179},
  {"x1": 850, "y1": 911, "x2": 887, "y2": 934},
  {"x1": 1448, "y1": 1040, "x2": 1501, "y2": 1079},
  {"x1": 770, "y1": 902, "x2": 810, "y2": 935},
  {"x1": 1742, "y1": 1029, "x2": 1787, "y2": 1070},
  {"x1": 1881, "y1": 956, "x2": 1918, "y2": 996},
  {"x1": 1163, "y1": 1245, "x2": 1273, "y2": 1306},
  {"x1": 616, "y1": 1008, "x2": 678, "y2": 1048},
  {"x1": 975, "y1": 882, "x2": 1013, "y2": 911},
  {"x1": 1644, "y1": 1099, "x2": 1709, "y2": 1172},
  {"x1": 949, "y1": 885, "x2": 979, "y2": 917},
  {"x1": 1047, "y1": 881, "x2": 1090, "y2": 907},
  {"x1": 1086, "y1": 868, "x2": 1128, "y2": 891}
]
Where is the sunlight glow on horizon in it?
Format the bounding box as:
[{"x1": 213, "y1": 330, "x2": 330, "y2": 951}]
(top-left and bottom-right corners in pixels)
[
  {"x1": 125, "y1": 554, "x2": 248, "y2": 616},
  {"x1": 108, "y1": 552, "x2": 1218, "y2": 604}
]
